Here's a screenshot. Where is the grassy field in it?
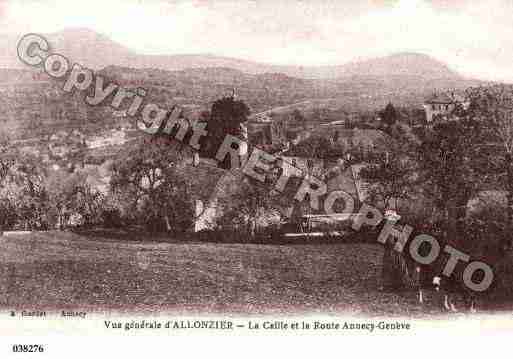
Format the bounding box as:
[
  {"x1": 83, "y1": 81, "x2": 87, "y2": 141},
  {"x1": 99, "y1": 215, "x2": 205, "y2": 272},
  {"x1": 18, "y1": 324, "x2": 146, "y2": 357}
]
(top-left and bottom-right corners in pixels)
[{"x1": 0, "y1": 231, "x2": 462, "y2": 316}]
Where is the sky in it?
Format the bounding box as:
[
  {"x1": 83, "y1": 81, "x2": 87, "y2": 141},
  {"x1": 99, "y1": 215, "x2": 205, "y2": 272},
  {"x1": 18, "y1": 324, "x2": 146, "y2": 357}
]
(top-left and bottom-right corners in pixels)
[{"x1": 1, "y1": 0, "x2": 512, "y2": 81}]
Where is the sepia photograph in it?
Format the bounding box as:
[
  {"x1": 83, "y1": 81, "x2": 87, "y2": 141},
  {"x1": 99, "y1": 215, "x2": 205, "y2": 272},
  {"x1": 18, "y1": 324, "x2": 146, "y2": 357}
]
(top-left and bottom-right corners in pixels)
[{"x1": 0, "y1": 0, "x2": 512, "y2": 356}]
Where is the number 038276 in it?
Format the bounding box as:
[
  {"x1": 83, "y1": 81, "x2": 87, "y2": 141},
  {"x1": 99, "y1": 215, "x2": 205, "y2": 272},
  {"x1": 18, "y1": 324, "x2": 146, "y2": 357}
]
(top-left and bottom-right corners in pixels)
[{"x1": 12, "y1": 344, "x2": 45, "y2": 353}]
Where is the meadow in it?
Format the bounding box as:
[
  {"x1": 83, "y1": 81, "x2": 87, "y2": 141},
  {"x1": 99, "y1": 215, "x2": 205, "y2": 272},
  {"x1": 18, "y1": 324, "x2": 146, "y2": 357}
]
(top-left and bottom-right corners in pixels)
[{"x1": 0, "y1": 230, "x2": 455, "y2": 316}]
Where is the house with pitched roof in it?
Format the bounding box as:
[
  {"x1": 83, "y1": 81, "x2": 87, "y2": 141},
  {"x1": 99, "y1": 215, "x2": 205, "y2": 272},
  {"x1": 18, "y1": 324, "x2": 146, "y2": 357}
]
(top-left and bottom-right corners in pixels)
[{"x1": 423, "y1": 91, "x2": 469, "y2": 122}]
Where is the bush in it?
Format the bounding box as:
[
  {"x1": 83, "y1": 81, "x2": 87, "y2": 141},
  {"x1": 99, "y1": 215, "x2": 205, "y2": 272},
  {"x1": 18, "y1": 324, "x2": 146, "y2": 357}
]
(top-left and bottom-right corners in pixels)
[{"x1": 101, "y1": 208, "x2": 123, "y2": 228}]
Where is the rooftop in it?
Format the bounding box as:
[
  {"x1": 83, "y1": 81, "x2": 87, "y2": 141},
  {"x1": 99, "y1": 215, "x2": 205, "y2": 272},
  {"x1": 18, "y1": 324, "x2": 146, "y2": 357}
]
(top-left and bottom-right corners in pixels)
[{"x1": 425, "y1": 91, "x2": 467, "y2": 105}]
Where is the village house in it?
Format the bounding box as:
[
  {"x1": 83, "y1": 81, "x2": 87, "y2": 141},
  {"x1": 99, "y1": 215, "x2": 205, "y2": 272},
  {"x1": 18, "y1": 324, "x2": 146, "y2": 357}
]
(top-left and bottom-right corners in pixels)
[
  {"x1": 423, "y1": 91, "x2": 470, "y2": 122},
  {"x1": 248, "y1": 114, "x2": 289, "y2": 150}
]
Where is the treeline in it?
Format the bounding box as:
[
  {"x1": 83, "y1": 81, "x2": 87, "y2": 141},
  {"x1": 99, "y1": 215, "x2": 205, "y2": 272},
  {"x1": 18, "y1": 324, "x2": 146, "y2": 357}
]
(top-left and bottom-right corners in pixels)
[
  {"x1": 0, "y1": 95, "x2": 251, "y2": 233},
  {"x1": 354, "y1": 86, "x2": 513, "y2": 299},
  {"x1": 0, "y1": 147, "x2": 101, "y2": 231}
]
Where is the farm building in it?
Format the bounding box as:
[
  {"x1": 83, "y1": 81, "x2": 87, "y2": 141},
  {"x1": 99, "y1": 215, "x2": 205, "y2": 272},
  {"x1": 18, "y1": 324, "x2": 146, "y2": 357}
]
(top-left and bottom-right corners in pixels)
[{"x1": 423, "y1": 91, "x2": 469, "y2": 122}]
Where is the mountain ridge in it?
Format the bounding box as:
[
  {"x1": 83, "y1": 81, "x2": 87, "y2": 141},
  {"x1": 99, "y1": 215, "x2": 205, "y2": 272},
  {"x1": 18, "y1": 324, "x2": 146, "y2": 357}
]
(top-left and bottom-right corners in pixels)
[{"x1": 0, "y1": 28, "x2": 464, "y2": 81}]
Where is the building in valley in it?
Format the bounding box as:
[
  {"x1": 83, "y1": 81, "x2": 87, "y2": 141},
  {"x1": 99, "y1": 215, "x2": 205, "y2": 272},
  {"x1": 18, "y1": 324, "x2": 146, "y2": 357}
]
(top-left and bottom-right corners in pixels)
[{"x1": 423, "y1": 91, "x2": 469, "y2": 123}]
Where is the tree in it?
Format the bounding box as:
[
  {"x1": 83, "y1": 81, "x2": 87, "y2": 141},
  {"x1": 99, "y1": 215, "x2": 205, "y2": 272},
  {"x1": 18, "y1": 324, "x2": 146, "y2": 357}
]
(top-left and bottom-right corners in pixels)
[
  {"x1": 356, "y1": 137, "x2": 418, "y2": 290},
  {"x1": 0, "y1": 132, "x2": 16, "y2": 183},
  {"x1": 70, "y1": 179, "x2": 105, "y2": 227},
  {"x1": 466, "y1": 85, "x2": 513, "y2": 245},
  {"x1": 0, "y1": 133, "x2": 17, "y2": 231},
  {"x1": 111, "y1": 137, "x2": 193, "y2": 232},
  {"x1": 45, "y1": 168, "x2": 105, "y2": 229},
  {"x1": 218, "y1": 176, "x2": 283, "y2": 237},
  {"x1": 417, "y1": 117, "x2": 483, "y2": 246},
  {"x1": 45, "y1": 170, "x2": 77, "y2": 229},
  {"x1": 380, "y1": 103, "x2": 399, "y2": 127},
  {"x1": 0, "y1": 149, "x2": 50, "y2": 230},
  {"x1": 357, "y1": 138, "x2": 417, "y2": 212},
  {"x1": 14, "y1": 153, "x2": 49, "y2": 229},
  {"x1": 203, "y1": 96, "x2": 251, "y2": 168}
]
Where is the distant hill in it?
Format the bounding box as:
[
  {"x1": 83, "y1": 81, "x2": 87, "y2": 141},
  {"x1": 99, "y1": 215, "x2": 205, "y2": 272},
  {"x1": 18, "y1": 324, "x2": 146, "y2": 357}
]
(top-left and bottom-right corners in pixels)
[
  {"x1": 97, "y1": 64, "x2": 483, "y2": 115},
  {"x1": 334, "y1": 53, "x2": 458, "y2": 79},
  {"x1": 2, "y1": 28, "x2": 467, "y2": 81},
  {"x1": 0, "y1": 28, "x2": 489, "y2": 143},
  {"x1": 0, "y1": 60, "x2": 483, "y2": 144},
  {"x1": 0, "y1": 29, "x2": 134, "y2": 70}
]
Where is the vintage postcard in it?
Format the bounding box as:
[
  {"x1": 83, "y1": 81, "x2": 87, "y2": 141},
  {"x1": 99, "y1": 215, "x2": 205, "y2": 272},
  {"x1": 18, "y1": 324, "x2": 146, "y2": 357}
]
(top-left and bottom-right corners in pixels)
[{"x1": 0, "y1": 0, "x2": 512, "y2": 357}]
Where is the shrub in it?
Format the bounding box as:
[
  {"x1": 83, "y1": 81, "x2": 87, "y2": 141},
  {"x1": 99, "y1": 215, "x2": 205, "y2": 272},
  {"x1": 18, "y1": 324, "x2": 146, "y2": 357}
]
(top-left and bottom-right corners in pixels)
[{"x1": 101, "y1": 208, "x2": 123, "y2": 228}]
